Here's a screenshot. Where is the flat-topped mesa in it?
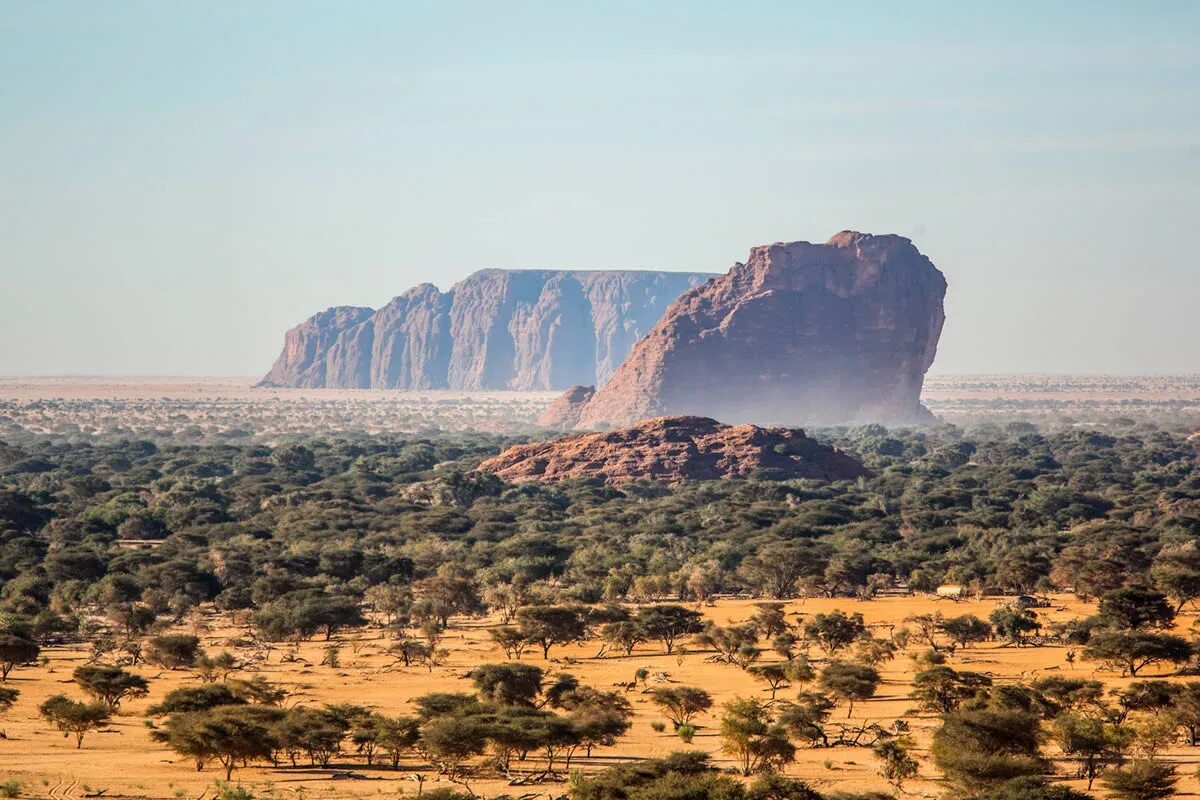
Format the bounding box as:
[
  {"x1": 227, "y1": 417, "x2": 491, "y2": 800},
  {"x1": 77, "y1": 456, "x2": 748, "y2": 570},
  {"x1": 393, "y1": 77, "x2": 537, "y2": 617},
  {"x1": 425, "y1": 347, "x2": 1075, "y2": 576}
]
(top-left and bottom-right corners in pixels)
[
  {"x1": 571, "y1": 231, "x2": 947, "y2": 428},
  {"x1": 478, "y1": 415, "x2": 870, "y2": 485},
  {"x1": 259, "y1": 269, "x2": 713, "y2": 391}
]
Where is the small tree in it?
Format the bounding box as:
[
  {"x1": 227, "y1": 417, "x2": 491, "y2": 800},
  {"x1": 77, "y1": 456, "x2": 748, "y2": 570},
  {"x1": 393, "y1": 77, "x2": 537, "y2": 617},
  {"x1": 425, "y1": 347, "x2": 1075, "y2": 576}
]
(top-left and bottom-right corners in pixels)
[
  {"x1": 1097, "y1": 586, "x2": 1175, "y2": 631},
  {"x1": 600, "y1": 621, "x2": 646, "y2": 657},
  {"x1": 1100, "y1": 759, "x2": 1177, "y2": 800},
  {"x1": 749, "y1": 661, "x2": 812, "y2": 700},
  {"x1": 469, "y1": 662, "x2": 546, "y2": 707},
  {"x1": 649, "y1": 686, "x2": 712, "y2": 729},
  {"x1": 144, "y1": 634, "x2": 203, "y2": 670},
  {"x1": 154, "y1": 705, "x2": 282, "y2": 779},
  {"x1": 990, "y1": 605, "x2": 1041, "y2": 647},
  {"x1": 749, "y1": 603, "x2": 790, "y2": 639},
  {"x1": 375, "y1": 715, "x2": 420, "y2": 769},
  {"x1": 1167, "y1": 681, "x2": 1200, "y2": 745},
  {"x1": 73, "y1": 665, "x2": 150, "y2": 711},
  {"x1": 776, "y1": 692, "x2": 835, "y2": 748},
  {"x1": 489, "y1": 626, "x2": 530, "y2": 660},
  {"x1": 420, "y1": 714, "x2": 489, "y2": 784},
  {"x1": 0, "y1": 633, "x2": 39, "y2": 681},
  {"x1": 635, "y1": 605, "x2": 704, "y2": 655},
  {"x1": 516, "y1": 605, "x2": 587, "y2": 660},
  {"x1": 874, "y1": 736, "x2": 920, "y2": 790},
  {"x1": 719, "y1": 697, "x2": 796, "y2": 776},
  {"x1": 911, "y1": 666, "x2": 992, "y2": 713},
  {"x1": 819, "y1": 662, "x2": 881, "y2": 717},
  {"x1": 559, "y1": 687, "x2": 633, "y2": 756},
  {"x1": 931, "y1": 709, "x2": 1046, "y2": 792},
  {"x1": 939, "y1": 614, "x2": 993, "y2": 648},
  {"x1": 1083, "y1": 631, "x2": 1194, "y2": 676},
  {"x1": 804, "y1": 612, "x2": 867, "y2": 656},
  {"x1": 38, "y1": 694, "x2": 111, "y2": 748},
  {"x1": 1053, "y1": 713, "x2": 1132, "y2": 789}
]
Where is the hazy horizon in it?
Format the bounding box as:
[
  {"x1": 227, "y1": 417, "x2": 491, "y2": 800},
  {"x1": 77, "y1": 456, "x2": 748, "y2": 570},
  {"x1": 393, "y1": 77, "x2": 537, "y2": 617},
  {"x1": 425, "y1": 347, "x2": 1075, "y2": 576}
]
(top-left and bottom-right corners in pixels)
[{"x1": 3, "y1": 2, "x2": 1198, "y2": 378}]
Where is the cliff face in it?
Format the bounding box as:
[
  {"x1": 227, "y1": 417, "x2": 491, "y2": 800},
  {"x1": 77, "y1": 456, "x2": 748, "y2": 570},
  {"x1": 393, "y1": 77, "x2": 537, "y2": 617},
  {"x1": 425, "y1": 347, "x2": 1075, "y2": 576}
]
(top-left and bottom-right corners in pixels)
[
  {"x1": 478, "y1": 415, "x2": 870, "y2": 485},
  {"x1": 573, "y1": 232, "x2": 947, "y2": 428},
  {"x1": 259, "y1": 270, "x2": 711, "y2": 391}
]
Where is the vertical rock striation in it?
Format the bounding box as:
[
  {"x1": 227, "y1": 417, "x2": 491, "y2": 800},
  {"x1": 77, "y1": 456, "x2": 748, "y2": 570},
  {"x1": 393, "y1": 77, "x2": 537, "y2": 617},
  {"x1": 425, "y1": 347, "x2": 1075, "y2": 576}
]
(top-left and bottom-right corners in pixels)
[{"x1": 259, "y1": 269, "x2": 712, "y2": 390}]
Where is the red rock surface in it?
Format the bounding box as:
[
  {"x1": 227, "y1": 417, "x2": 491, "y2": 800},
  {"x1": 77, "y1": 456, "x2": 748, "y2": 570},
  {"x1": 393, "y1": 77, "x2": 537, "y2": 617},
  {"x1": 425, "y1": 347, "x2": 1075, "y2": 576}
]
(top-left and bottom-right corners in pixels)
[
  {"x1": 478, "y1": 416, "x2": 869, "y2": 485},
  {"x1": 572, "y1": 231, "x2": 947, "y2": 429},
  {"x1": 536, "y1": 384, "x2": 595, "y2": 430},
  {"x1": 259, "y1": 269, "x2": 711, "y2": 390}
]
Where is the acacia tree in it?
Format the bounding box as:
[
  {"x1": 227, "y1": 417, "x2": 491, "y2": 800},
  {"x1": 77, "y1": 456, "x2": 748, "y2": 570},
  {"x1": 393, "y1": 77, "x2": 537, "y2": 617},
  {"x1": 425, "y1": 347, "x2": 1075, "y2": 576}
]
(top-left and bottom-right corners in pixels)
[
  {"x1": 649, "y1": 686, "x2": 712, "y2": 729},
  {"x1": 600, "y1": 621, "x2": 646, "y2": 657},
  {"x1": 719, "y1": 697, "x2": 795, "y2": 776},
  {"x1": 939, "y1": 614, "x2": 993, "y2": 649},
  {"x1": 818, "y1": 662, "x2": 881, "y2": 717},
  {"x1": 516, "y1": 605, "x2": 587, "y2": 660},
  {"x1": 489, "y1": 627, "x2": 530, "y2": 660},
  {"x1": 911, "y1": 666, "x2": 992, "y2": 714},
  {"x1": 804, "y1": 612, "x2": 867, "y2": 656},
  {"x1": 0, "y1": 633, "x2": 39, "y2": 681},
  {"x1": 154, "y1": 705, "x2": 282, "y2": 779},
  {"x1": 420, "y1": 714, "x2": 489, "y2": 785},
  {"x1": 931, "y1": 709, "x2": 1046, "y2": 792},
  {"x1": 559, "y1": 687, "x2": 633, "y2": 756},
  {"x1": 144, "y1": 634, "x2": 203, "y2": 670},
  {"x1": 38, "y1": 694, "x2": 111, "y2": 748},
  {"x1": 635, "y1": 605, "x2": 704, "y2": 655},
  {"x1": 73, "y1": 665, "x2": 150, "y2": 711},
  {"x1": 1083, "y1": 630, "x2": 1194, "y2": 676},
  {"x1": 874, "y1": 736, "x2": 920, "y2": 791},
  {"x1": 469, "y1": 662, "x2": 546, "y2": 707},
  {"x1": 1053, "y1": 713, "x2": 1132, "y2": 790}
]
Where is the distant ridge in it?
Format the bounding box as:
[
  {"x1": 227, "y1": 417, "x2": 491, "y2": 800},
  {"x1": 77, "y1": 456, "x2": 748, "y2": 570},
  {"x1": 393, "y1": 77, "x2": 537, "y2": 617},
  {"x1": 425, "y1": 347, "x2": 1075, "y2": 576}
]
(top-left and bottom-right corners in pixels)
[{"x1": 259, "y1": 269, "x2": 713, "y2": 391}]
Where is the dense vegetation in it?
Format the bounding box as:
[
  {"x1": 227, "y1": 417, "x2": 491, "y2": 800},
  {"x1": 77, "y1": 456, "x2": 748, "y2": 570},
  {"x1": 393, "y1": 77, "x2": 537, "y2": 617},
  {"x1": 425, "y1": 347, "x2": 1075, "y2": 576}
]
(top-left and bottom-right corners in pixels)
[
  {"x1": 2, "y1": 422, "x2": 1199, "y2": 799},
  {"x1": 2, "y1": 423, "x2": 1197, "y2": 613}
]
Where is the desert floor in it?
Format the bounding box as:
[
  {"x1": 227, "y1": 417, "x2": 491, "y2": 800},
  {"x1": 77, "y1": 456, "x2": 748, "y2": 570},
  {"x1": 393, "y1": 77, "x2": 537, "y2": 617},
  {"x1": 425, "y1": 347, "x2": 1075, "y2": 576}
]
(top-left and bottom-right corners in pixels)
[{"x1": 3, "y1": 595, "x2": 1200, "y2": 799}]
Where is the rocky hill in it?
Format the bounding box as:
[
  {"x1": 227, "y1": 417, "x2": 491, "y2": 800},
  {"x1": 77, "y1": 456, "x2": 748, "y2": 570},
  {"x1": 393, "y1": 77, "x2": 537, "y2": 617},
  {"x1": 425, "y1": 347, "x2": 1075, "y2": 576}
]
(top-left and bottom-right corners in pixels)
[
  {"x1": 478, "y1": 415, "x2": 869, "y2": 485},
  {"x1": 260, "y1": 269, "x2": 712, "y2": 390},
  {"x1": 569, "y1": 231, "x2": 947, "y2": 428}
]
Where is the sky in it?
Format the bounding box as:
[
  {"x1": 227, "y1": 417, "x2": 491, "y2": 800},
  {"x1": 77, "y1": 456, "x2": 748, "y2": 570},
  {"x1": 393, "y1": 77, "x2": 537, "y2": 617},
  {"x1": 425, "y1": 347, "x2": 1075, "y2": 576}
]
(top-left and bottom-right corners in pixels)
[{"x1": 1, "y1": 1, "x2": 1197, "y2": 377}]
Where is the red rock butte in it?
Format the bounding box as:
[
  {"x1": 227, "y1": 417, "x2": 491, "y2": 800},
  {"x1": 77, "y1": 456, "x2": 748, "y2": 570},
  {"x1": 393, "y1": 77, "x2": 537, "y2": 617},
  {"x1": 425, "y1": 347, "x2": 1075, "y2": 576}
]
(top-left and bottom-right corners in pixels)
[
  {"x1": 478, "y1": 415, "x2": 870, "y2": 485},
  {"x1": 565, "y1": 231, "x2": 947, "y2": 429}
]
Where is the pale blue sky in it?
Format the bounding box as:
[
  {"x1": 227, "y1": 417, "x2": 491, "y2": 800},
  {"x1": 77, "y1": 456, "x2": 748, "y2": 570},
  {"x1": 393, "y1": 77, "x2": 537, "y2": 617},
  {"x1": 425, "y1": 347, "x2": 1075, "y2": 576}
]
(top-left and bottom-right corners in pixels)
[{"x1": 2, "y1": 2, "x2": 1197, "y2": 376}]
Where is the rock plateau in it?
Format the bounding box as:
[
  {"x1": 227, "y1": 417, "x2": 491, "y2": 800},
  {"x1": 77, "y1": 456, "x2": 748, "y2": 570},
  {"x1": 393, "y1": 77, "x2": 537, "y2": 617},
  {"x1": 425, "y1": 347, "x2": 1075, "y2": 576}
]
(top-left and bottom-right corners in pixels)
[
  {"x1": 260, "y1": 269, "x2": 712, "y2": 391},
  {"x1": 569, "y1": 231, "x2": 947, "y2": 428},
  {"x1": 478, "y1": 415, "x2": 869, "y2": 485}
]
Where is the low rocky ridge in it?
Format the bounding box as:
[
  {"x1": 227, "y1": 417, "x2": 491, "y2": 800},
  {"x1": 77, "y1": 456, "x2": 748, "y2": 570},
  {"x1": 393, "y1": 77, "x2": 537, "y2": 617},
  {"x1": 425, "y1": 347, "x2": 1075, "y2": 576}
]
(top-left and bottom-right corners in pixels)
[
  {"x1": 260, "y1": 269, "x2": 712, "y2": 390},
  {"x1": 570, "y1": 231, "x2": 947, "y2": 428},
  {"x1": 478, "y1": 415, "x2": 869, "y2": 485}
]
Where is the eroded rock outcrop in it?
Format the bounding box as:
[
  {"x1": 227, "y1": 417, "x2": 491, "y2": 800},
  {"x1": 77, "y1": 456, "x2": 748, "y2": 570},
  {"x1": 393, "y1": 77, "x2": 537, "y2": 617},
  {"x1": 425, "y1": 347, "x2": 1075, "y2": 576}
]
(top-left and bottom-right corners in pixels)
[
  {"x1": 571, "y1": 232, "x2": 947, "y2": 428},
  {"x1": 478, "y1": 415, "x2": 869, "y2": 485},
  {"x1": 537, "y1": 385, "x2": 595, "y2": 430},
  {"x1": 260, "y1": 270, "x2": 711, "y2": 390}
]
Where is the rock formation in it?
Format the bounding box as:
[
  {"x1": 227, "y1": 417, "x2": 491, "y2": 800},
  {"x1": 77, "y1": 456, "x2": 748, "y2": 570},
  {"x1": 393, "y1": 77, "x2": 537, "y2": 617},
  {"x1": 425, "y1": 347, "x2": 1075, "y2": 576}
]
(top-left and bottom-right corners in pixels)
[
  {"x1": 537, "y1": 384, "x2": 595, "y2": 430},
  {"x1": 478, "y1": 415, "x2": 869, "y2": 485},
  {"x1": 260, "y1": 270, "x2": 711, "y2": 391},
  {"x1": 570, "y1": 232, "x2": 947, "y2": 428}
]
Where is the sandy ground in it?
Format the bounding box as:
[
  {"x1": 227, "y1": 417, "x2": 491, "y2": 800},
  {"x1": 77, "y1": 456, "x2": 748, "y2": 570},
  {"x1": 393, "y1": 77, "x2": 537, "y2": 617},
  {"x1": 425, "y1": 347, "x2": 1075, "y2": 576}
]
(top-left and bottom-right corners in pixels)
[{"x1": 3, "y1": 595, "x2": 1200, "y2": 799}]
